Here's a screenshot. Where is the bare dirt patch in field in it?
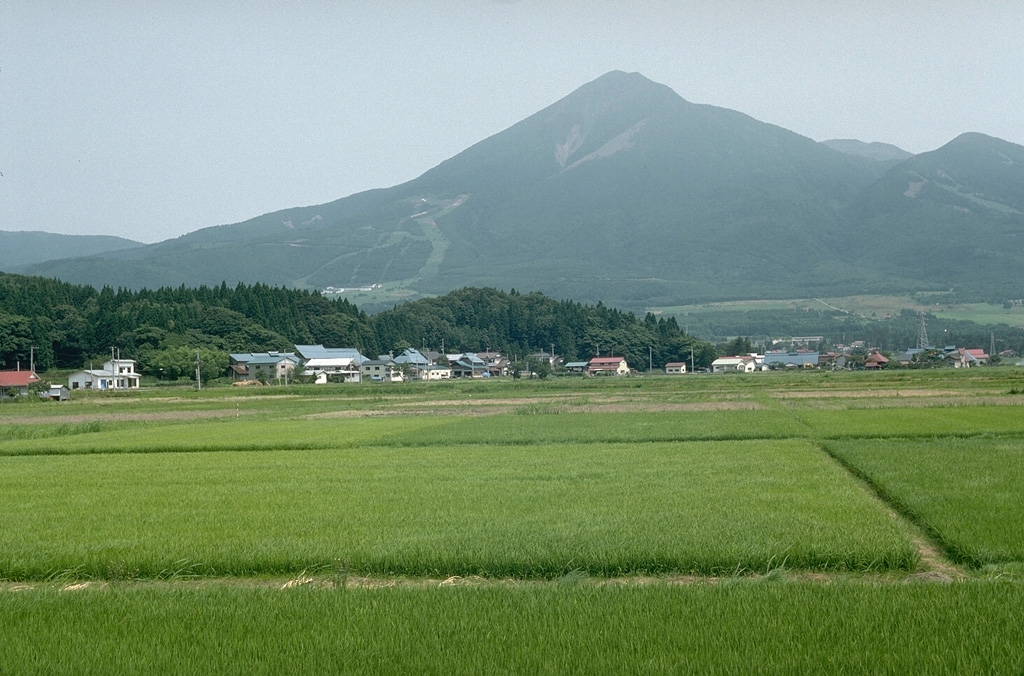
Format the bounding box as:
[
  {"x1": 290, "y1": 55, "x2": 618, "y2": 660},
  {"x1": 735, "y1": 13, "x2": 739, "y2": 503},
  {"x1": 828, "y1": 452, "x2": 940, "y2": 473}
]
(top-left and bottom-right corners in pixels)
[
  {"x1": 772, "y1": 389, "x2": 963, "y2": 399},
  {"x1": 304, "y1": 399, "x2": 765, "y2": 419},
  {"x1": 910, "y1": 535, "x2": 965, "y2": 581},
  {"x1": 789, "y1": 395, "x2": 1024, "y2": 410},
  {"x1": 594, "y1": 401, "x2": 764, "y2": 413}
]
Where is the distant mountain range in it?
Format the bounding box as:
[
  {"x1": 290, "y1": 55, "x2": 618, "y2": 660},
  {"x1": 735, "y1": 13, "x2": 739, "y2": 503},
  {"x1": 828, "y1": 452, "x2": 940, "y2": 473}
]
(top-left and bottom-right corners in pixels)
[{"x1": 7, "y1": 71, "x2": 1024, "y2": 310}]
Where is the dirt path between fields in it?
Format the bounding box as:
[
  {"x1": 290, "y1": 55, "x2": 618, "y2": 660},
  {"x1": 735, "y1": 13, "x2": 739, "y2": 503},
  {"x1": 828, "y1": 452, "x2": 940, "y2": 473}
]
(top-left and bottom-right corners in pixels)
[
  {"x1": 1, "y1": 567, "x2": 980, "y2": 594},
  {"x1": 0, "y1": 409, "x2": 256, "y2": 425},
  {"x1": 303, "y1": 400, "x2": 765, "y2": 419}
]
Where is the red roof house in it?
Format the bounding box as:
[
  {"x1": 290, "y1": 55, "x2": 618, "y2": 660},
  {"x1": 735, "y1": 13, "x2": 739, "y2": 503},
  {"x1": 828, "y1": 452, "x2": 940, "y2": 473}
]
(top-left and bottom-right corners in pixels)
[
  {"x1": 864, "y1": 352, "x2": 889, "y2": 369},
  {"x1": 0, "y1": 370, "x2": 41, "y2": 397}
]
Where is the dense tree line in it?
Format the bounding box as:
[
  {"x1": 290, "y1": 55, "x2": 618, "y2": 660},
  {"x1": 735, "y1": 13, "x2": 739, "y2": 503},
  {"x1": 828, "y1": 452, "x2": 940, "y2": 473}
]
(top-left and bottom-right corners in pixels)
[
  {"x1": 0, "y1": 274, "x2": 713, "y2": 379},
  {"x1": 0, "y1": 273, "x2": 373, "y2": 376}
]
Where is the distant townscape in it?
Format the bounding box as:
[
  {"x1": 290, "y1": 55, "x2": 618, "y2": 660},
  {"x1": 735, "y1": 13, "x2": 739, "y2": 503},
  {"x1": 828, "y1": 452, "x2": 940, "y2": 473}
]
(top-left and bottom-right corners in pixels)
[{"x1": 0, "y1": 334, "x2": 1009, "y2": 401}]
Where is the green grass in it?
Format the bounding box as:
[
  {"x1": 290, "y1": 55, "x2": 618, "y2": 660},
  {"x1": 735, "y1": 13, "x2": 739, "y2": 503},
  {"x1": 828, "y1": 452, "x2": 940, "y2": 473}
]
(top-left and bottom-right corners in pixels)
[
  {"x1": 2, "y1": 582, "x2": 1023, "y2": 675},
  {"x1": 6, "y1": 404, "x2": 1024, "y2": 458},
  {"x1": 4, "y1": 372, "x2": 1024, "y2": 673},
  {"x1": 795, "y1": 406, "x2": 1024, "y2": 439},
  {"x1": 826, "y1": 437, "x2": 1024, "y2": 566},
  {"x1": 651, "y1": 294, "x2": 1024, "y2": 327},
  {"x1": 0, "y1": 440, "x2": 916, "y2": 580}
]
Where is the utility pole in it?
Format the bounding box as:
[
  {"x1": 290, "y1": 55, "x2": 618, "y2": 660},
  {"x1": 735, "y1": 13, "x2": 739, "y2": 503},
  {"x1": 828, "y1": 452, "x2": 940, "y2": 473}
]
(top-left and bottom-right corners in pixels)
[
  {"x1": 648, "y1": 346, "x2": 653, "y2": 372},
  {"x1": 690, "y1": 346, "x2": 695, "y2": 374},
  {"x1": 30, "y1": 346, "x2": 35, "y2": 374},
  {"x1": 195, "y1": 349, "x2": 202, "y2": 390}
]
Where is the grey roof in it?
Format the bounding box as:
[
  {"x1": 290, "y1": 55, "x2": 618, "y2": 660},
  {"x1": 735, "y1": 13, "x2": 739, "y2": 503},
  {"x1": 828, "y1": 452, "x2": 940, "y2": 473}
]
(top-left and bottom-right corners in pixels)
[
  {"x1": 246, "y1": 353, "x2": 301, "y2": 366},
  {"x1": 230, "y1": 351, "x2": 298, "y2": 363},
  {"x1": 294, "y1": 345, "x2": 369, "y2": 364},
  {"x1": 763, "y1": 351, "x2": 819, "y2": 366},
  {"x1": 393, "y1": 348, "x2": 430, "y2": 366}
]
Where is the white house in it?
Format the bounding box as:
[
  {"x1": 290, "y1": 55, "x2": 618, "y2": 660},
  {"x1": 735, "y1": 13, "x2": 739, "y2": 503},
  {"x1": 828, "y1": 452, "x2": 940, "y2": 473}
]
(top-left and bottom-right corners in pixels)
[
  {"x1": 68, "y1": 359, "x2": 141, "y2": 391},
  {"x1": 414, "y1": 364, "x2": 453, "y2": 381},
  {"x1": 302, "y1": 357, "x2": 361, "y2": 383},
  {"x1": 664, "y1": 362, "x2": 687, "y2": 375},
  {"x1": 711, "y1": 355, "x2": 758, "y2": 373}
]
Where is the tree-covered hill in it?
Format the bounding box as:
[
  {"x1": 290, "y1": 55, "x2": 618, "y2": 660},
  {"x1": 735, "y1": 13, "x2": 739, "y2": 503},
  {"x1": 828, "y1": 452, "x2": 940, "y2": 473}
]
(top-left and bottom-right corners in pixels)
[
  {"x1": 371, "y1": 287, "x2": 710, "y2": 371},
  {"x1": 0, "y1": 273, "x2": 373, "y2": 376}
]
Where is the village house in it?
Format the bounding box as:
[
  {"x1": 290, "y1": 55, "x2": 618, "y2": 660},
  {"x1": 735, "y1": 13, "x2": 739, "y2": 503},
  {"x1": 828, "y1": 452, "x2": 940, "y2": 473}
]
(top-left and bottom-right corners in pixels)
[
  {"x1": 864, "y1": 352, "x2": 889, "y2": 369},
  {"x1": 964, "y1": 348, "x2": 989, "y2": 365},
  {"x1": 361, "y1": 358, "x2": 403, "y2": 382},
  {"x1": 301, "y1": 357, "x2": 361, "y2": 384},
  {"x1": 229, "y1": 352, "x2": 300, "y2": 383},
  {"x1": 711, "y1": 355, "x2": 758, "y2": 373},
  {"x1": 0, "y1": 370, "x2": 42, "y2": 398},
  {"x1": 479, "y1": 351, "x2": 512, "y2": 377},
  {"x1": 413, "y1": 364, "x2": 453, "y2": 381},
  {"x1": 449, "y1": 353, "x2": 488, "y2": 378},
  {"x1": 764, "y1": 351, "x2": 819, "y2": 369},
  {"x1": 564, "y1": 361, "x2": 590, "y2": 374},
  {"x1": 664, "y1": 361, "x2": 687, "y2": 375},
  {"x1": 941, "y1": 346, "x2": 988, "y2": 368},
  {"x1": 68, "y1": 359, "x2": 140, "y2": 391},
  {"x1": 294, "y1": 345, "x2": 369, "y2": 365},
  {"x1": 587, "y1": 356, "x2": 630, "y2": 376}
]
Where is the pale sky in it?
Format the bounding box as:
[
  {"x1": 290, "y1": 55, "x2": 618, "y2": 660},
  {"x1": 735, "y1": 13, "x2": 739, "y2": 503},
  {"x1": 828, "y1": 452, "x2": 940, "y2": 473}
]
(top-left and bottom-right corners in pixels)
[{"x1": 2, "y1": 1, "x2": 1023, "y2": 243}]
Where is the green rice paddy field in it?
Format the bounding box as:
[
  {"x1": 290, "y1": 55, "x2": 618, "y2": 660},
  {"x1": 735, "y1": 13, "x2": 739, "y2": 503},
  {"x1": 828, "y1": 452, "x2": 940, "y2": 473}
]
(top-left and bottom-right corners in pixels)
[{"x1": 2, "y1": 369, "x2": 1023, "y2": 673}]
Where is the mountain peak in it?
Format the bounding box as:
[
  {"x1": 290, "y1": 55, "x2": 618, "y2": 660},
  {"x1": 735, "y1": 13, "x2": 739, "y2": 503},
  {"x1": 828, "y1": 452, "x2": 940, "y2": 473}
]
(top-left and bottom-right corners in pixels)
[{"x1": 567, "y1": 70, "x2": 687, "y2": 105}]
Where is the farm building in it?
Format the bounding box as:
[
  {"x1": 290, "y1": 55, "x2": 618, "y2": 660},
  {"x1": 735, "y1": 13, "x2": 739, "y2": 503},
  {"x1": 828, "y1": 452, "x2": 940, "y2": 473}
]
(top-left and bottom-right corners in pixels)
[
  {"x1": 664, "y1": 362, "x2": 687, "y2": 375},
  {"x1": 42, "y1": 385, "x2": 70, "y2": 401}
]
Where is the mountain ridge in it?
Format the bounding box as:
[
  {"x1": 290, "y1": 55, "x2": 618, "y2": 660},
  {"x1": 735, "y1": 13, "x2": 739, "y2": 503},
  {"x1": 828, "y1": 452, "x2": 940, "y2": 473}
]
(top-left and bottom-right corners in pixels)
[
  {"x1": 0, "y1": 230, "x2": 144, "y2": 270},
  {"x1": 10, "y1": 71, "x2": 1024, "y2": 309}
]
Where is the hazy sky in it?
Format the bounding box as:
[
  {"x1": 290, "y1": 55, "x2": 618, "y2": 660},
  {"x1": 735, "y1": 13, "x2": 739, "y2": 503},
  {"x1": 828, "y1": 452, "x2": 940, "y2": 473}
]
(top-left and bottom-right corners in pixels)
[{"x1": 3, "y1": 1, "x2": 1023, "y2": 243}]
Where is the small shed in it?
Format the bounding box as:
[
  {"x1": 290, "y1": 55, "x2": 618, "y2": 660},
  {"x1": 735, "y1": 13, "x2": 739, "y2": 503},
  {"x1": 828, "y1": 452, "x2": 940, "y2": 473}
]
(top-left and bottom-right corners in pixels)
[{"x1": 42, "y1": 385, "x2": 71, "y2": 401}]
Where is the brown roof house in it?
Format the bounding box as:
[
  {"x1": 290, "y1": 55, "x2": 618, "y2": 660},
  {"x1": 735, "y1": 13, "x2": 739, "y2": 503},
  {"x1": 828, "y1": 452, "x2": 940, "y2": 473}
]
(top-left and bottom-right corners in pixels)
[{"x1": 588, "y1": 356, "x2": 630, "y2": 376}]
